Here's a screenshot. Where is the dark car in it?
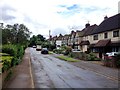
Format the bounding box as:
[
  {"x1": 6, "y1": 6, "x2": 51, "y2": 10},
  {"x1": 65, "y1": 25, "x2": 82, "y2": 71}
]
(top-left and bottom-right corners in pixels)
[{"x1": 41, "y1": 48, "x2": 48, "y2": 54}]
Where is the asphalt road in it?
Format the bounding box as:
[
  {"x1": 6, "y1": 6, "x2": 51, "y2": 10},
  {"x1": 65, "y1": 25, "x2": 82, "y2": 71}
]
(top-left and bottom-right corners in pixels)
[{"x1": 29, "y1": 48, "x2": 118, "y2": 88}]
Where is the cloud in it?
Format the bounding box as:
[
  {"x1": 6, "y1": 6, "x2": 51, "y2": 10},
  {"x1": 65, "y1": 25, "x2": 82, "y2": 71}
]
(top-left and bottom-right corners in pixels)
[
  {"x1": 52, "y1": 28, "x2": 67, "y2": 36},
  {"x1": 0, "y1": 5, "x2": 16, "y2": 21},
  {"x1": 0, "y1": 0, "x2": 119, "y2": 39}
]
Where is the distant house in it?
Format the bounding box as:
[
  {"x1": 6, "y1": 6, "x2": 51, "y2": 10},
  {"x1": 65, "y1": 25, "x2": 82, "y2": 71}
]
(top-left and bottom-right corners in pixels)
[
  {"x1": 56, "y1": 34, "x2": 63, "y2": 49},
  {"x1": 84, "y1": 14, "x2": 120, "y2": 59},
  {"x1": 62, "y1": 34, "x2": 69, "y2": 46},
  {"x1": 74, "y1": 30, "x2": 83, "y2": 50}
]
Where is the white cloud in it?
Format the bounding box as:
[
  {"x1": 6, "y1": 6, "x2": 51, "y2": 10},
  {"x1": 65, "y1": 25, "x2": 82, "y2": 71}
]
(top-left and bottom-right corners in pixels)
[{"x1": 0, "y1": 0, "x2": 119, "y2": 38}]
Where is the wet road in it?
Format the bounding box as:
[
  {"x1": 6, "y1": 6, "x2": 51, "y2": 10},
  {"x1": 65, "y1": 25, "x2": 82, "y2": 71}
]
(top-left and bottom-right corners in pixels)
[{"x1": 29, "y1": 48, "x2": 118, "y2": 88}]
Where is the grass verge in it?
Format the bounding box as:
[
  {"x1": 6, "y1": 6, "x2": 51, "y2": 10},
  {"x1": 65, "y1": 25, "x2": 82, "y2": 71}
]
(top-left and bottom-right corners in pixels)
[
  {"x1": 56, "y1": 55, "x2": 80, "y2": 62},
  {"x1": 49, "y1": 51, "x2": 54, "y2": 54}
]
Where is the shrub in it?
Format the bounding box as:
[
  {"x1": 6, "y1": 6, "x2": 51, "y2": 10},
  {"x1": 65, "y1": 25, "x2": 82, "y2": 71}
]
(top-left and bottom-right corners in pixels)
[
  {"x1": 86, "y1": 53, "x2": 101, "y2": 61},
  {"x1": 53, "y1": 49, "x2": 63, "y2": 54},
  {"x1": 115, "y1": 52, "x2": 120, "y2": 68},
  {"x1": 2, "y1": 56, "x2": 13, "y2": 72},
  {"x1": 64, "y1": 46, "x2": 72, "y2": 55},
  {"x1": 2, "y1": 44, "x2": 25, "y2": 67},
  {"x1": 2, "y1": 44, "x2": 17, "y2": 56}
]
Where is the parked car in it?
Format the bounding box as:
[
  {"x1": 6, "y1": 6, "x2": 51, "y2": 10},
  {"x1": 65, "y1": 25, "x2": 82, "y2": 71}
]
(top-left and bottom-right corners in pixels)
[
  {"x1": 106, "y1": 52, "x2": 118, "y2": 56},
  {"x1": 104, "y1": 52, "x2": 118, "y2": 59},
  {"x1": 36, "y1": 45, "x2": 42, "y2": 51},
  {"x1": 41, "y1": 48, "x2": 48, "y2": 54},
  {"x1": 32, "y1": 45, "x2": 36, "y2": 48}
]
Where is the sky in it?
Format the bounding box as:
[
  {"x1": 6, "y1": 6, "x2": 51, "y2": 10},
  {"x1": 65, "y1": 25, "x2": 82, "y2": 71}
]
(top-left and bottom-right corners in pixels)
[{"x1": 0, "y1": 0, "x2": 119, "y2": 38}]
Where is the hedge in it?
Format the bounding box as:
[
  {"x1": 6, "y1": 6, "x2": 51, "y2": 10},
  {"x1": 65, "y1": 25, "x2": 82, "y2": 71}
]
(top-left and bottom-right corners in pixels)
[{"x1": 1, "y1": 44, "x2": 25, "y2": 72}]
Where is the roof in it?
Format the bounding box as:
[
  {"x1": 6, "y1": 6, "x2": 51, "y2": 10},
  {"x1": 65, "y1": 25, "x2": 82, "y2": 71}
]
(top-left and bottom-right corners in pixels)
[
  {"x1": 82, "y1": 24, "x2": 98, "y2": 36},
  {"x1": 94, "y1": 39, "x2": 111, "y2": 47},
  {"x1": 110, "y1": 41, "x2": 120, "y2": 46},
  {"x1": 80, "y1": 40, "x2": 90, "y2": 45},
  {"x1": 91, "y1": 13, "x2": 120, "y2": 34}
]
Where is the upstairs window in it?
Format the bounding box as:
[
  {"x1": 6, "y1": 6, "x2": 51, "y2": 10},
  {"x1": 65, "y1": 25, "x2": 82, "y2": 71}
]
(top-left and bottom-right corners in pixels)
[
  {"x1": 93, "y1": 34, "x2": 98, "y2": 40},
  {"x1": 113, "y1": 30, "x2": 119, "y2": 37},
  {"x1": 104, "y1": 32, "x2": 108, "y2": 38}
]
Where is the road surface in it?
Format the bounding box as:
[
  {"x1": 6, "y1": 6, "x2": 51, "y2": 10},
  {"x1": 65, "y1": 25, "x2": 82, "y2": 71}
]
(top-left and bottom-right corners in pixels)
[{"x1": 29, "y1": 48, "x2": 118, "y2": 88}]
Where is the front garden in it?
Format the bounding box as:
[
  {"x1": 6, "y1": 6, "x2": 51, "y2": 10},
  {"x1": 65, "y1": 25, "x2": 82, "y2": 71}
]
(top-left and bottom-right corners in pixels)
[{"x1": 53, "y1": 45, "x2": 120, "y2": 68}]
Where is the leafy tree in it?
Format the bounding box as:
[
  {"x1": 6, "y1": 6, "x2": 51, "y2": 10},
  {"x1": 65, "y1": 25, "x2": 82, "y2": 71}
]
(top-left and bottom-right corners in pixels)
[
  {"x1": 2, "y1": 23, "x2": 31, "y2": 45},
  {"x1": 29, "y1": 34, "x2": 46, "y2": 46}
]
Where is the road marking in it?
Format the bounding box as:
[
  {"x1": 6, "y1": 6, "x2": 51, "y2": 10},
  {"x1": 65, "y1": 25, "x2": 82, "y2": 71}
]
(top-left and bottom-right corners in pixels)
[{"x1": 28, "y1": 49, "x2": 35, "y2": 88}]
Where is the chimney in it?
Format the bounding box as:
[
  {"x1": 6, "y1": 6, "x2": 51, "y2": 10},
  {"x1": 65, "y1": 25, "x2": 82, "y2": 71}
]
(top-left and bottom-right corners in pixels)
[
  {"x1": 104, "y1": 15, "x2": 108, "y2": 20},
  {"x1": 85, "y1": 23, "x2": 90, "y2": 28},
  {"x1": 71, "y1": 30, "x2": 74, "y2": 34}
]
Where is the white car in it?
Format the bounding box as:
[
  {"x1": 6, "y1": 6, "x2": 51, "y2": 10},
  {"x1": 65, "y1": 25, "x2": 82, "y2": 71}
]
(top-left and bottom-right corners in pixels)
[{"x1": 106, "y1": 52, "x2": 118, "y2": 56}]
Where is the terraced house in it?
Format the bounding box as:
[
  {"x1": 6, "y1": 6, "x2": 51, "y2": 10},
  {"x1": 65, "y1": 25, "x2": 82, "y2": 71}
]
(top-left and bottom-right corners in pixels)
[
  {"x1": 83, "y1": 14, "x2": 120, "y2": 59},
  {"x1": 89, "y1": 14, "x2": 120, "y2": 58},
  {"x1": 50, "y1": 13, "x2": 120, "y2": 59}
]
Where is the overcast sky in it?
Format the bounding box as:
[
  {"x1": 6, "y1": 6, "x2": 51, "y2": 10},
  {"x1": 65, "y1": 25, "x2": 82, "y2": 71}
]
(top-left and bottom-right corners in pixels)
[{"x1": 0, "y1": 0, "x2": 119, "y2": 38}]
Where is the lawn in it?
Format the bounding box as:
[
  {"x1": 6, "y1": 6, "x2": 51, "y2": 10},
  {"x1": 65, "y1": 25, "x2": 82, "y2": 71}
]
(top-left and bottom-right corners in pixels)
[
  {"x1": 48, "y1": 51, "x2": 54, "y2": 54},
  {"x1": 56, "y1": 55, "x2": 80, "y2": 62}
]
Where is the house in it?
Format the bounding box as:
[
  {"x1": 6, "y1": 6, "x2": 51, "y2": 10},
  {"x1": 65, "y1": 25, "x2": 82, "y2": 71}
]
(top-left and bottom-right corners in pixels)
[
  {"x1": 70, "y1": 31, "x2": 76, "y2": 49},
  {"x1": 80, "y1": 23, "x2": 98, "y2": 52},
  {"x1": 74, "y1": 30, "x2": 83, "y2": 50},
  {"x1": 50, "y1": 35, "x2": 57, "y2": 45},
  {"x1": 56, "y1": 34, "x2": 63, "y2": 49},
  {"x1": 84, "y1": 14, "x2": 120, "y2": 59},
  {"x1": 62, "y1": 34, "x2": 69, "y2": 46}
]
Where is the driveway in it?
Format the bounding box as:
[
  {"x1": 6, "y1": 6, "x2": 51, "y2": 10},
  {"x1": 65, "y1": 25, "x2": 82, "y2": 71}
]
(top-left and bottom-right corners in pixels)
[{"x1": 30, "y1": 48, "x2": 118, "y2": 88}]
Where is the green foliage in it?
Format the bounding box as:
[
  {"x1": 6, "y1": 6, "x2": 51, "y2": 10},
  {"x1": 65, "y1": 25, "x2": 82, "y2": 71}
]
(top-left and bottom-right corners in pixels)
[
  {"x1": 29, "y1": 34, "x2": 46, "y2": 47},
  {"x1": 4, "y1": 69, "x2": 13, "y2": 81},
  {"x1": 2, "y1": 44, "x2": 17, "y2": 56},
  {"x1": 87, "y1": 53, "x2": 101, "y2": 61},
  {"x1": 64, "y1": 46, "x2": 72, "y2": 55},
  {"x1": 2, "y1": 23, "x2": 31, "y2": 45},
  {"x1": 53, "y1": 49, "x2": 63, "y2": 54},
  {"x1": 2, "y1": 44, "x2": 25, "y2": 68},
  {"x1": 2, "y1": 56, "x2": 13, "y2": 72}
]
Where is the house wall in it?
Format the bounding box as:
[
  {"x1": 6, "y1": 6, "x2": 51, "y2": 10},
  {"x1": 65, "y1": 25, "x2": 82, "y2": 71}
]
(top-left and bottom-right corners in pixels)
[
  {"x1": 82, "y1": 45, "x2": 88, "y2": 52},
  {"x1": 83, "y1": 29, "x2": 120, "y2": 44}
]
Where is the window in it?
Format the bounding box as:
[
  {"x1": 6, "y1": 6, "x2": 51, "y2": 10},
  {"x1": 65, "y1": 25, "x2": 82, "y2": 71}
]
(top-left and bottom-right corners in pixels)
[
  {"x1": 104, "y1": 32, "x2": 108, "y2": 38},
  {"x1": 113, "y1": 30, "x2": 119, "y2": 37},
  {"x1": 93, "y1": 34, "x2": 98, "y2": 40}
]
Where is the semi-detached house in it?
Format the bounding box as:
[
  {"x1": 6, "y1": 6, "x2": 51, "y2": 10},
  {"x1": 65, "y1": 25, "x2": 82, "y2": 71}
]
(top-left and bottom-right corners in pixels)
[{"x1": 83, "y1": 14, "x2": 120, "y2": 59}]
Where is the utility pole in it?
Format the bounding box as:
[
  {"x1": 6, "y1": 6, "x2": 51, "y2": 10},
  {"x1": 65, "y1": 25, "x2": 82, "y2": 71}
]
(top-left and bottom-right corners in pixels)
[{"x1": 49, "y1": 30, "x2": 51, "y2": 38}]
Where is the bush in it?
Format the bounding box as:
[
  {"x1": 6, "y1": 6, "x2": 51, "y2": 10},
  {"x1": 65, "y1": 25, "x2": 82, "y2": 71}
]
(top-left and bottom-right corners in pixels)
[
  {"x1": 1, "y1": 44, "x2": 25, "y2": 67},
  {"x1": 53, "y1": 49, "x2": 63, "y2": 54},
  {"x1": 2, "y1": 55, "x2": 13, "y2": 72},
  {"x1": 86, "y1": 53, "x2": 101, "y2": 61},
  {"x1": 115, "y1": 52, "x2": 120, "y2": 68},
  {"x1": 2, "y1": 44, "x2": 17, "y2": 56},
  {"x1": 64, "y1": 46, "x2": 72, "y2": 55}
]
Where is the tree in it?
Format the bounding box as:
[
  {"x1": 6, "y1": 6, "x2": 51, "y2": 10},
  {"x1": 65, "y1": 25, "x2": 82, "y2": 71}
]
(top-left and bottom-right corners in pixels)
[
  {"x1": 29, "y1": 34, "x2": 46, "y2": 46},
  {"x1": 2, "y1": 23, "x2": 32, "y2": 45}
]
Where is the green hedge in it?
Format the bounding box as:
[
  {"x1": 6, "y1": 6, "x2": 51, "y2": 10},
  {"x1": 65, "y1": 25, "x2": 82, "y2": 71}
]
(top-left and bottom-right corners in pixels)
[
  {"x1": 1, "y1": 44, "x2": 25, "y2": 72},
  {"x1": 2, "y1": 56, "x2": 13, "y2": 72}
]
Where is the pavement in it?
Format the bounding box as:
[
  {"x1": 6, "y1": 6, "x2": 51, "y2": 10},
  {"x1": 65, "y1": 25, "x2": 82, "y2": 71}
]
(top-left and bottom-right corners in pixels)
[{"x1": 2, "y1": 48, "x2": 34, "y2": 88}]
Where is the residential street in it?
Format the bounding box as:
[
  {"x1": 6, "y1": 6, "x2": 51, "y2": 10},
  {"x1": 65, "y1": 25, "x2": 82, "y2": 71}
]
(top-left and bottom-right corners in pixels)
[{"x1": 30, "y1": 48, "x2": 119, "y2": 88}]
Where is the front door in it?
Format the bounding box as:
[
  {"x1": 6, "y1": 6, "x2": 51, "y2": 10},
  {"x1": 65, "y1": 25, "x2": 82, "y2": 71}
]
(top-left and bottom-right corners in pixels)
[{"x1": 99, "y1": 53, "x2": 102, "y2": 58}]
